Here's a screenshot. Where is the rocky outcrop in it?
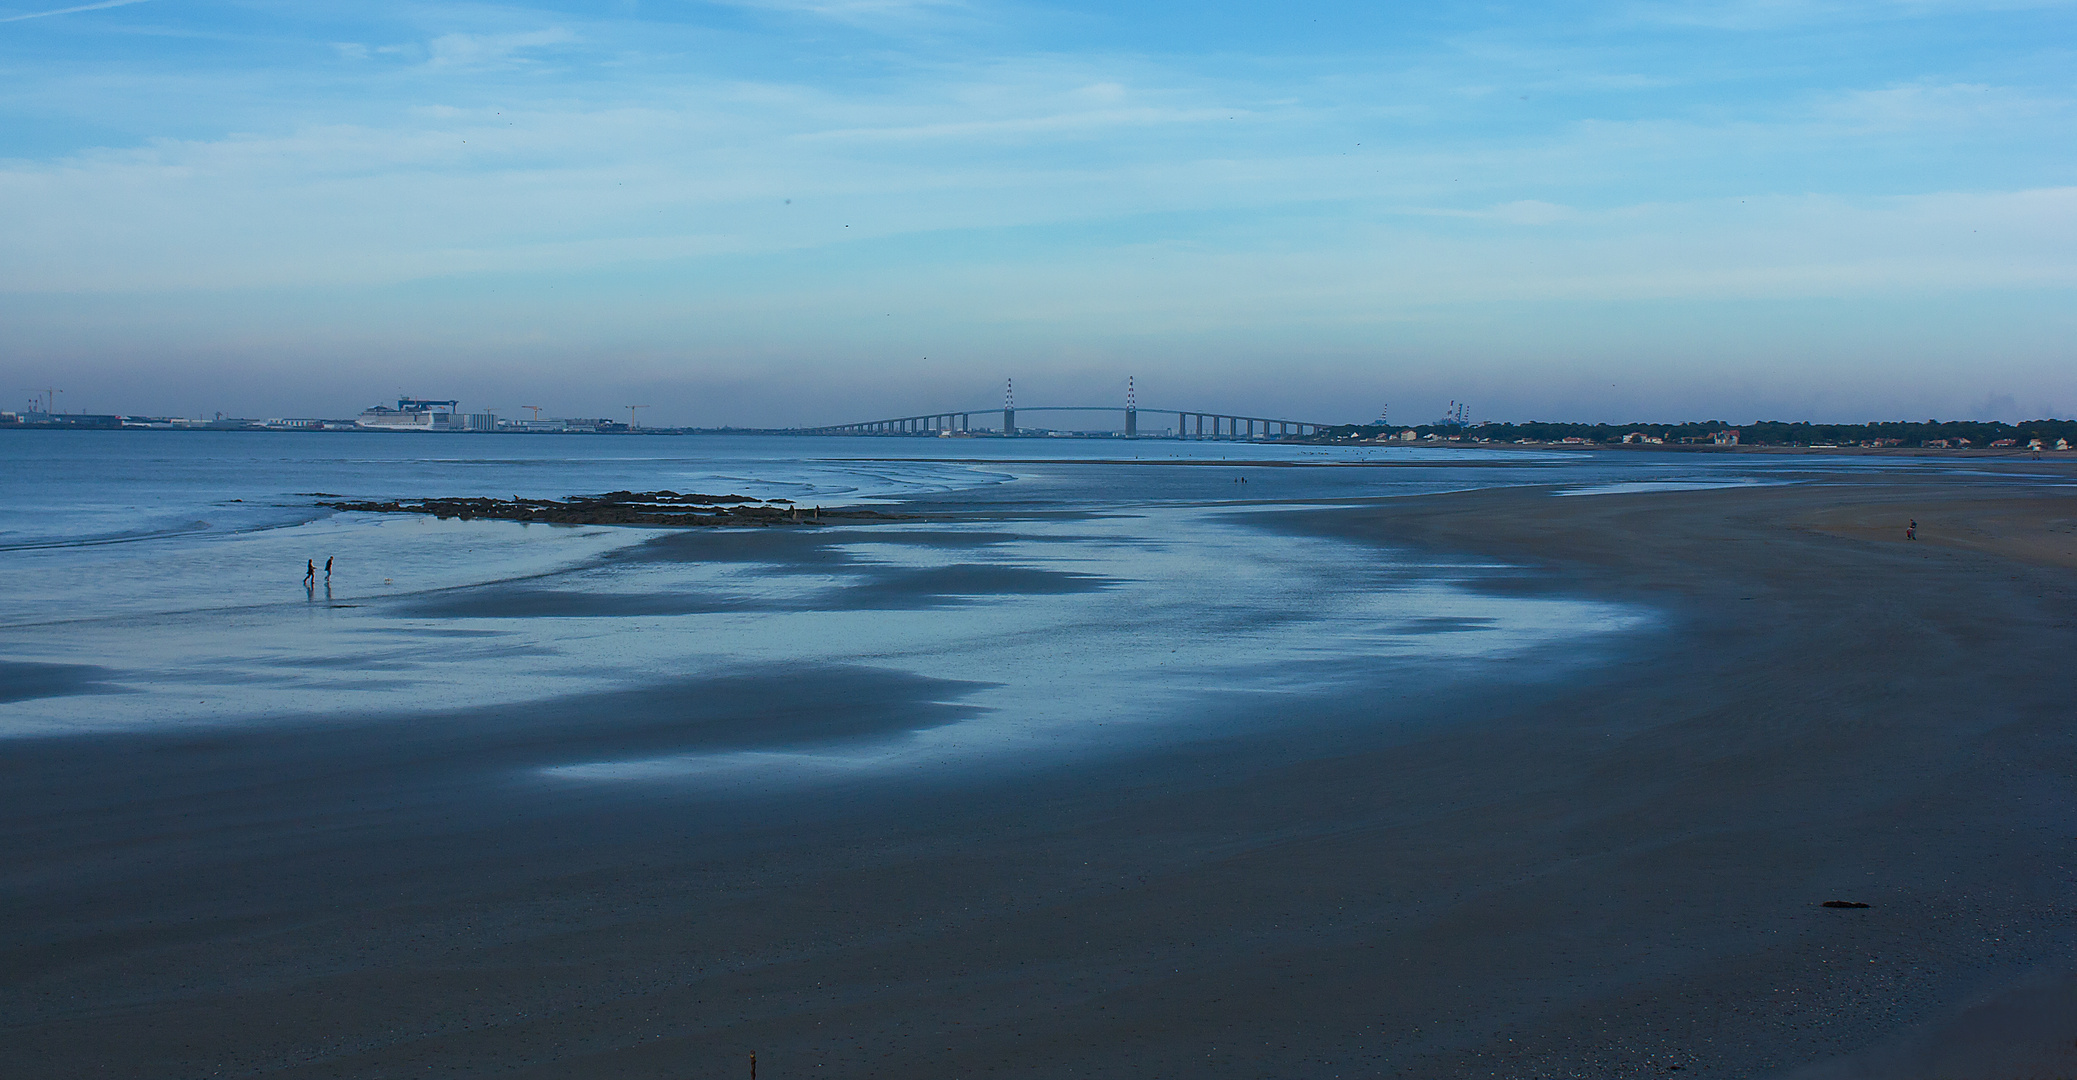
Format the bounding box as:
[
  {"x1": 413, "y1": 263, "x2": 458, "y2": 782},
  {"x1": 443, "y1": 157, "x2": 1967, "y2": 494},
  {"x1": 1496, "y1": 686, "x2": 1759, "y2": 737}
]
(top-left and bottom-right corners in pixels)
[{"x1": 319, "y1": 490, "x2": 891, "y2": 527}]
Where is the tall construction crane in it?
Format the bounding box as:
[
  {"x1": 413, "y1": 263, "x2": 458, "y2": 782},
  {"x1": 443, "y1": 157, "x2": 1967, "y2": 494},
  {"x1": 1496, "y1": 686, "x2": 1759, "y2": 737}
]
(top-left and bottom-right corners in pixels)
[
  {"x1": 18, "y1": 387, "x2": 59, "y2": 414},
  {"x1": 626, "y1": 405, "x2": 649, "y2": 430},
  {"x1": 521, "y1": 405, "x2": 544, "y2": 421}
]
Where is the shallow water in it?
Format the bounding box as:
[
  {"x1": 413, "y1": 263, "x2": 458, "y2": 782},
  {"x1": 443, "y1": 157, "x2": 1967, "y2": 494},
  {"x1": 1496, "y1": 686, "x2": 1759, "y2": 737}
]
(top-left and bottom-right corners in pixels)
[{"x1": 0, "y1": 432, "x2": 1894, "y2": 773}]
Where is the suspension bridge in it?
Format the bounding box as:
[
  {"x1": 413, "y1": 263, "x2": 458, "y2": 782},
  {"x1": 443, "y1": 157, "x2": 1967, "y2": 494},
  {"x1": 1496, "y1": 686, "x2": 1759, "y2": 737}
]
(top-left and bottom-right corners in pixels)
[{"x1": 788, "y1": 380, "x2": 1338, "y2": 440}]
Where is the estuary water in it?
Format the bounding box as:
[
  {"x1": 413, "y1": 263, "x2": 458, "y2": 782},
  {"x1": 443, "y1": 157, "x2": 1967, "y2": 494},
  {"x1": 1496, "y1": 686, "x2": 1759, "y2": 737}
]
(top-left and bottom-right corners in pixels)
[{"x1": 0, "y1": 432, "x2": 1821, "y2": 778}]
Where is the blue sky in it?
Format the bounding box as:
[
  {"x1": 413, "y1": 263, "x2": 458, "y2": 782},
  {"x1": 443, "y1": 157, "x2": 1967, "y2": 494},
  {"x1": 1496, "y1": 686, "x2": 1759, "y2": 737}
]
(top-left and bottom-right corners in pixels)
[{"x1": 1, "y1": 0, "x2": 2071, "y2": 425}]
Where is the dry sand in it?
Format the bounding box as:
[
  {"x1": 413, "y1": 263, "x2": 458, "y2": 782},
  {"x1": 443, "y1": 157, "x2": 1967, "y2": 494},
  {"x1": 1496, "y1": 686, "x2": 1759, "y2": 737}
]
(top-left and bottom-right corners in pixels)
[{"x1": 4, "y1": 469, "x2": 2076, "y2": 1078}]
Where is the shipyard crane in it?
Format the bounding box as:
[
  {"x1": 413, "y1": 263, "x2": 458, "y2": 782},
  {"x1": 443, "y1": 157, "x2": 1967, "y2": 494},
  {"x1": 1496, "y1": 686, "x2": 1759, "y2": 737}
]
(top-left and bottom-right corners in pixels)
[
  {"x1": 626, "y1": 405, "x2": 649, "y2": 430},
  {"x1": 521, "y1": 405, "x2": 544, "y2": 421}
]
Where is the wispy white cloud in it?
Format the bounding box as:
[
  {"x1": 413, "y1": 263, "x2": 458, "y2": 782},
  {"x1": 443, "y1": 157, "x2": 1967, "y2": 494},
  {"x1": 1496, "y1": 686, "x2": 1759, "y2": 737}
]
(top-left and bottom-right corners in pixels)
[
  {"x1": 701, "y1": 0, "x2": 967, "y2": 28},
  {"x1": 1814, "y1": 81, "x2": 2060, "y2": 130},
  {"x1": 1625, "y1": 0, "x2": 2076, "y2": 29},
  {"x1": 0, "y1": 0, "x2": 152, "y2": 24},
  {"x1": 800, "y1": 106, "x2": 1239, "y2": 142},
  {"x1": 426, "y1": 28, "x2": 578, "y2": 68}
]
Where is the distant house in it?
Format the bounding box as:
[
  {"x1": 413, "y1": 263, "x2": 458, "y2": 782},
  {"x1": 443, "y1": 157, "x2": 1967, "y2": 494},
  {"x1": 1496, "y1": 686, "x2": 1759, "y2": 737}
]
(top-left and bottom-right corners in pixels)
[
  {"x1": 1990, "y1": 438, "x2": 2019, "y2": 448},
  {"x1": 1621, "y1": 432, "x2": 1664, "y2": 444},
  {"x1": 1399, "y1": 429, "x2": 1418, "y2": 442},
  {"x1": 1711, "y1": 429, "x2": 1740, "y2": 446},
  {"x1": 1923, "y1": 439, "x2": 1950, "y2": 448},
  {"x1": 2060, "y1": 439, "x2": 2072, "y2": 451}
]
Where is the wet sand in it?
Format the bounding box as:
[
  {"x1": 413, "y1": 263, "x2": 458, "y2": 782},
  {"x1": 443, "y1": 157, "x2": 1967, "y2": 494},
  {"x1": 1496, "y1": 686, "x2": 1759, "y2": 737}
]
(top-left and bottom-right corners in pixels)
[{"x1": 5, "y1": 469, "x2": 2076, "y2": 1078}]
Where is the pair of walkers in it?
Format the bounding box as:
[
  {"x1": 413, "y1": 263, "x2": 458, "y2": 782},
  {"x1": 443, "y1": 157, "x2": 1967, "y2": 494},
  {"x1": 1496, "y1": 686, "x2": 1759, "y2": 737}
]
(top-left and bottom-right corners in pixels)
[{"x1": 302, "y1": 556, "x2": 333, "y2": 583}]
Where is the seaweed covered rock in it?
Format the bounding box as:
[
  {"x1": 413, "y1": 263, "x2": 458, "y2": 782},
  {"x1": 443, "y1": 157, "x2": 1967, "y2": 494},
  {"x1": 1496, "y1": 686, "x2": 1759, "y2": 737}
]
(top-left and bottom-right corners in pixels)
[{"x1": 319, "y1": 491, "x2": 893, "y2": 528}]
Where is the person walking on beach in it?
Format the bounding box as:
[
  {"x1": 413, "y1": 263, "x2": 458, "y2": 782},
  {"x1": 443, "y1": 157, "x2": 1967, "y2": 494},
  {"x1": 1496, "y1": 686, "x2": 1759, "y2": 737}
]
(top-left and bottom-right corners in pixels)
[
  {"x1": 324, "y1": 556, "x2": 333, "y2": 579},
  {"x1": 1906, "y1": 519, "x2": 1918, "y2": 541},
  {"x1": 304, "y1": 559, "x2": 316, "y2": 583}
]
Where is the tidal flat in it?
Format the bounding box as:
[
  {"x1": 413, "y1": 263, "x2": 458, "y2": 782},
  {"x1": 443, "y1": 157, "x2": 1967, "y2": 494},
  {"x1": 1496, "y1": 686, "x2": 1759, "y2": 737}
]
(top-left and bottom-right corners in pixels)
[{"x1": 3, "y1": 433, "x2": 2074, "y2": 1078}]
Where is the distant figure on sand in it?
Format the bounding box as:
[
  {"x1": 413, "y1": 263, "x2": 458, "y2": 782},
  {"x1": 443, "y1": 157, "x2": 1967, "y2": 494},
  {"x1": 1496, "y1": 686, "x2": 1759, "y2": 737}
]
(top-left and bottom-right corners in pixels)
[
  {"x1": 1906, "y1": 519, "x2": 1917, "y2": 541},
  {"x1": 324, "y1": 557, "x2": 333, "y2": 579},
  {"x1": 304, "y1": 559, "x2": 316, "y2": 582}
]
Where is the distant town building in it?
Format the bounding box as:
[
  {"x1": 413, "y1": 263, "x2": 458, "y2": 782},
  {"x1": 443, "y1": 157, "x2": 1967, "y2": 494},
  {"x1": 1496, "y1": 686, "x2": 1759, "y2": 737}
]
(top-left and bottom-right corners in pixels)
[{"x1": 1711, "y1": 429, "x2": 1740, "y2": 446}]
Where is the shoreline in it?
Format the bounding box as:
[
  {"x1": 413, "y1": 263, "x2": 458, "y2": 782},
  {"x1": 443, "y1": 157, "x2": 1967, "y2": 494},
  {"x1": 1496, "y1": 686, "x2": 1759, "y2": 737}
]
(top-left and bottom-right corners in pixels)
[
  {"x1": 9, "y1": 424, "x2": 2072, "y2": 460},
  {"x1": 838, "y1": 447, "x2": 2077, "y2": 467}
]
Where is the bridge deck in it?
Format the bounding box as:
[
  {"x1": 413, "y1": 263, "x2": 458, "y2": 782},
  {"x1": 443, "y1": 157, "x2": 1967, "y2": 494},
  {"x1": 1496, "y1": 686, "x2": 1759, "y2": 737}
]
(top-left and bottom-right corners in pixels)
[{"x1": 790, "y1": 406, "x2": 1330, "y2": 439}]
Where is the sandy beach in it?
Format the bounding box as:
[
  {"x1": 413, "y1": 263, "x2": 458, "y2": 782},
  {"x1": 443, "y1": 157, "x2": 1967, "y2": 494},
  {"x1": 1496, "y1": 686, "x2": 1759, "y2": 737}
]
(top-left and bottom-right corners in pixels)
[{"x1": 6, "y1": 465, "x2": 2076, "y2": 1078}]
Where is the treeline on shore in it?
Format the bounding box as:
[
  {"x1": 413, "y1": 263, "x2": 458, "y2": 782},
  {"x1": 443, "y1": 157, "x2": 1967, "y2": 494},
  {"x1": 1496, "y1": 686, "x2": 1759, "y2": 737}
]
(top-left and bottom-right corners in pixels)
[{"x1": 1314, "y1": 418, "x2": 2077, "y2": 448}]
